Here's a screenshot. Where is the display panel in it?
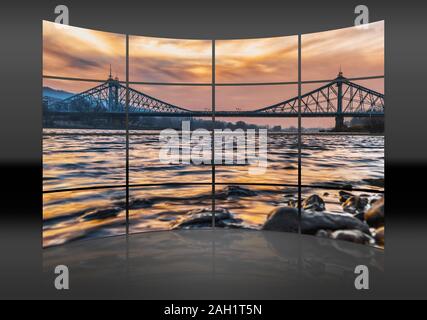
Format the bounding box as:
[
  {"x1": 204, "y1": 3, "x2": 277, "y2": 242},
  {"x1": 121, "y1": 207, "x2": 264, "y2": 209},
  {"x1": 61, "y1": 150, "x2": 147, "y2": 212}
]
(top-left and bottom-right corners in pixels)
[
  {"x1": 214, "y1": 36, "x2": 299, "y2": 229},
  {"x1": 129, "y1": 185, "x2": 213, "y2": 233},
  {"x1": 43, "y1": 188, "x2": 126, "y2": 247},
  {"x1": 43, "y1": 128, "x2": 126, "y2": 190},
  {"x1": 300, "y1": 79, "x2": 384, "y2": 190}
]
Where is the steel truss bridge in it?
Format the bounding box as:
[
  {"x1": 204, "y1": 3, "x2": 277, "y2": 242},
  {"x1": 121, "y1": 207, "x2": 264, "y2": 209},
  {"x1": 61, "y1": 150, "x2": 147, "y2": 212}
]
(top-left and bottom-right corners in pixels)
[{"x1": 45, "y1": 73, "x2": 384, "y2": 130}]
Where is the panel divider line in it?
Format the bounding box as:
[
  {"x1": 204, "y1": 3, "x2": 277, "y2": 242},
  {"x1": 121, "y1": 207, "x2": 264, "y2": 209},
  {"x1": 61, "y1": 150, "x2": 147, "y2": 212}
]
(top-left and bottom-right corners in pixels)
[
  {"x1": 125, "y1": 34, "x2": 130, "y2": 236},
  {"x1": 211, "y1": 39, "x2": 216, "y2": 229},
  {"x1": 42, "y1": 183, "x2": 384, "y2": 194},
  {"x1": 42, "y1": 74, "x2": 384, "y2": 86},
  {"x1": 298, "y1": 34, "x2": 302, "y2": 235}
]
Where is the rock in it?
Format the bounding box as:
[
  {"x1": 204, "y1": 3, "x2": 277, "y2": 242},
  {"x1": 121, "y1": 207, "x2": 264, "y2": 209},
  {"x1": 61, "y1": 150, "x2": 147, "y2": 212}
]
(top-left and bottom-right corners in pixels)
[
  {"x1": 287, "y1": 199, "x2": 298, "y2": 207},
  {"x1": 369, "y1": 196, "x2": 383, "y2": 205},
  {"x1": 342, "y1": 196, "x2": 368, "y2": 214},
  {"x1": 374, "y1": 226, "x2": 384, "y2": 246},
  {"x1": 339, "y1": 190, "x2": 354, "y2": 203},
  {"x1": 262, "y1": 207, "x2": 370, "y2": 235},
  {"x1": 302, "y1": 194, "x2": 325, "y2": 211},
  {"x1": 172, "y1": 207, "x2": 244, "y2": 229},
  {"x1": 364, "y1": 198, "x2": 384, "y2": 228},
  {"x1": 330, "y1": 229, "x2": 374, "y2": 245},
  {"x1": 216, "y1": 185, "x2": 257, "y2": 199},
  {"x1": 353, "y1": 211, "x2": 365, "y2": 222},
  {"x1": 286, "y1": 194, "x2": 325, "y2": 211}
]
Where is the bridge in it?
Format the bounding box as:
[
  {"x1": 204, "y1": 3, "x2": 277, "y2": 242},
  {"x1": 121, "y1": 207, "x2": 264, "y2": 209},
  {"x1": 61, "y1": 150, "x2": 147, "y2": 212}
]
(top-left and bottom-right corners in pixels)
[{"x1": 45, "y1": 71, "x2": 384, "y2": 130}]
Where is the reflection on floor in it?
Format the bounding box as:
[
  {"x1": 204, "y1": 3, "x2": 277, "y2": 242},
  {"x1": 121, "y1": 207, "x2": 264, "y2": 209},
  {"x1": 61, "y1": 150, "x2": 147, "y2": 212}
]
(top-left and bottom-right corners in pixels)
[{"x1": 42, "y1": 230, "x2": 384, "y2": 299}]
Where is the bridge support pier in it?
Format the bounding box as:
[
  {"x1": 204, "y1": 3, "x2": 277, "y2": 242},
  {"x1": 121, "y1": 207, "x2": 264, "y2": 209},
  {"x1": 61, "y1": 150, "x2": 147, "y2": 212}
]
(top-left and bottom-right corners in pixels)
[
  {"x1": 335, "y1": 72, "x2": 345, "y2": 131},
  {"x1": 335, "y1": 115, "x2": 345, "y2": 131}
]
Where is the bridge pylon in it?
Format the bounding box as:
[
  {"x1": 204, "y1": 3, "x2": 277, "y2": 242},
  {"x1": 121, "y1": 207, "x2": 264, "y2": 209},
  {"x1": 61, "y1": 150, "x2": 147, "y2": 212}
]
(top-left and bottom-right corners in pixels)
[
  {"x1": 335, "y1": 70, "x2": 345, "y2": 131},
  {"x1": 107, "y1": 73, "x2": 120, "y2": 112}
]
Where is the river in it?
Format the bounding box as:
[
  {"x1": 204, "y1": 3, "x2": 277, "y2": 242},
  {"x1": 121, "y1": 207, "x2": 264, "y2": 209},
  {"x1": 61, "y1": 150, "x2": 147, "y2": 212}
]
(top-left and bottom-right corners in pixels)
[{"x1": 43, "y1": 128, "x2": 384, "y2": 247}]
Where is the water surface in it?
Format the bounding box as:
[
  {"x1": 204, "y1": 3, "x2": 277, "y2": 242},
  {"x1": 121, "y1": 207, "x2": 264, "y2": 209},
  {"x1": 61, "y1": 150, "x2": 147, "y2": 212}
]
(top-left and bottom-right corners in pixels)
[{"x1": 43, "y1": 129, "x2": 384, "y2": 247}]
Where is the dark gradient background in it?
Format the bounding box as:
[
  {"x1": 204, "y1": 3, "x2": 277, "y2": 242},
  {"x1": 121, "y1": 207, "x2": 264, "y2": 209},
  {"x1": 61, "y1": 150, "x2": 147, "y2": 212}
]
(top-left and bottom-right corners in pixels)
[{"x1": 0, "y1": 0, "x2": 426, "y2": 299}]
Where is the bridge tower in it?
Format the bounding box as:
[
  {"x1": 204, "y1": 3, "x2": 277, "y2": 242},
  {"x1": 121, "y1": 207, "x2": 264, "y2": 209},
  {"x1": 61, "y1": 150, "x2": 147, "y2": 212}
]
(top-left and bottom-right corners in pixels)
[
  {"x1": 107, "y1": 66, "x2": 120, "y2": 112},
  {"x1": 335, "y1": 69, "x2": 345, "y2": 131}
]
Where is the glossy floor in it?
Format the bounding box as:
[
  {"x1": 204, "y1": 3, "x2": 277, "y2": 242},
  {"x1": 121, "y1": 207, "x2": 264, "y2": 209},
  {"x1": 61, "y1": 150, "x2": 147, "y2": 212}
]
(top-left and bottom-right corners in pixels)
[{"x1": 42, "y1": 230, "x2": 384, "y2": 299}]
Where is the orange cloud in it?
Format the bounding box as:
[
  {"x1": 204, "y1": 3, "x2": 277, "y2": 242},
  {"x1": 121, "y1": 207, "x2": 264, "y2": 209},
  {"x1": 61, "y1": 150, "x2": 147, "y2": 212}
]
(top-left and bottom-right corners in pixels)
[
  {"x1": 129, "y1": 36, "x2": 212, "y2": 83},
  {"x1": 216, "y1": 36, "x2": 299, "y2": 83}
]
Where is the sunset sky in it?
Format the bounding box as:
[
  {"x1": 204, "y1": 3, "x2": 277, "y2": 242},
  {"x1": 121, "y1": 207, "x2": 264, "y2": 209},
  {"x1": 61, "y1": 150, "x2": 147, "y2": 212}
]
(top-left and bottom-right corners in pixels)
[{"x1": 43, "y1": 20, "x2": 384, "y2": 128}]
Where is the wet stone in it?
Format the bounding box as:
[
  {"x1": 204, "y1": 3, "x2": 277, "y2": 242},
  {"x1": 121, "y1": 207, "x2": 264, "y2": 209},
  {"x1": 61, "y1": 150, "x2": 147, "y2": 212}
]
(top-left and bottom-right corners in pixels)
[
  {"x1": 286, "y1": 199, "x2": 298, "y2": 207},
  {"x1": 342, "y1": 196, "x2": 368, "y2": 214},
  {"x1": 302, "y1": 194, "x2": 325, "y2": 211},
  {"x1": 369, "y1": 196, "x2": 383, "y2": 205},
  {"x1": 353, "y1": 211, "x2": 365, "y2": 222},
  {"x1": 287, "y1": 194, "x2": 325, "y2": 211},
  {"x1": 374, "y1": 226, "x2": 384, "y2": 246},
  {"x1": 364, "y1": 197, "x2": 384, "y2": 228},
  {"x1": 172, "y1": 207, "x2": 244, "y2": 229},
  {"x1": 339, "y1": 190, "x2": 354, "y2": 203},
  {"x1": 262, "y1": 207, "x2": 370, "y2": 235}
]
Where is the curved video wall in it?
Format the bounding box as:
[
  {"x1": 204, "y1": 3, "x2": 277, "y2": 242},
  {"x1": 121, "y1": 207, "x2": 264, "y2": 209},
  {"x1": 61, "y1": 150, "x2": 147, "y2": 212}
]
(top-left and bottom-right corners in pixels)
[{"x1": 42, "y1": 21, "x2": 384, "y2": 248}]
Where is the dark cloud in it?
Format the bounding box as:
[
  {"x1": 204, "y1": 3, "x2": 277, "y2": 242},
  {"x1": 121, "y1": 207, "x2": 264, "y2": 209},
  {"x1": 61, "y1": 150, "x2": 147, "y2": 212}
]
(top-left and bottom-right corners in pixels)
[{"x1": 66, "y1": 56, "x2": 102, "y2": 69}]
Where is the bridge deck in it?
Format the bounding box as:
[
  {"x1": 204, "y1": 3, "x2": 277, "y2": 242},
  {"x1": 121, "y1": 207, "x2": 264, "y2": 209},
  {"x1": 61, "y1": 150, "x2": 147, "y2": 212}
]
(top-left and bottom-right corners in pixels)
[{"x1": 45, "y1": 111, "x2": 384, "y2": 118}]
